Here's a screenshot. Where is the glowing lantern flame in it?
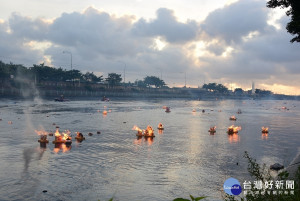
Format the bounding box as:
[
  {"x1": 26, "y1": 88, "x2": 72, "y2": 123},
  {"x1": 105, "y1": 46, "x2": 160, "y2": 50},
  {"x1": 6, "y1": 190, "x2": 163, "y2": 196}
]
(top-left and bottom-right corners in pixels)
[
  {"x1": 62, "y1": 130, "x2": 71, "y2": 140},
  {"x1": 103, "y1": 110, "x2": 107, "y2": 115},
  {"x1": 229, "y1": 116, "x2": 237, "y2": 120},
  {"x1": 35, "y1": 129, "x2": 49, "y2": 136},
  {"x1": 262, "y1": 127, "x2": 269, "y2": 133},
  {"x1": 132, "y1": 125, "x2": 143, "y2": 136},
  {"x1": 158, "y1": 123, "x2": 164, "y2": 130},
  {"x1": 227, "y1": 125, "x2": 241, "y2": 134},
  {"x1": 55, "y1": 128, "x2": 61, "y2": 137},
  {"x1": 132, "y1": 125, "x2": 142, "y2": 132},
  {"x1": 209, "y1": 126, "x2": 216, "y2": 133},
  {"x1": 145, "y1": 125, "x2": 154, "y2": 136}
]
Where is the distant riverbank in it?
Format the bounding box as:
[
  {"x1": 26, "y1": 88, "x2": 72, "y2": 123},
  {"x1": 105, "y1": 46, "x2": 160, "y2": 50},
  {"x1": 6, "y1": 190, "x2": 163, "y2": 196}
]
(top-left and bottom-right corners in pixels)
[{"x1": 1, "y1": 84, "x2": 299, "y2": 101}]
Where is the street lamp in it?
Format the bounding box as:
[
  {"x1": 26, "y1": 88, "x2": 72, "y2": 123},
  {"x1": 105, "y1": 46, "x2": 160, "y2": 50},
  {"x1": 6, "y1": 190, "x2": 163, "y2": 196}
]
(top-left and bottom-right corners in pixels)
[
  {"x1": 180, "y1": 71, "x2": 186, "y2": 88},
  {"x1": 63, "y1": 50, "x2": 73, "y2": 84},
  {"x1": 118, "y1": 61, "x2": 126, "y2": 84},
  {"x1": 63, "y1": 51, "x2": 72, "y2": 71}
]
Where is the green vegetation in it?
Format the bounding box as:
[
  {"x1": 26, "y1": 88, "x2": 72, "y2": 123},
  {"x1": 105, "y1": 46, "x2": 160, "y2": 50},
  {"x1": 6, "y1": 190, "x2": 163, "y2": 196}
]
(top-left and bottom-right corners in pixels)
[
  {"x1": 143, "y1": 75, "x2": 166, "y2": 88},
  {"x1": 106, "y1": 73, "x2": 122, "y2": 87},
  {"x1": 267, "y1": 0, "x2": 300, "y2": 43},
  {"x1": 202, "y1": 83, "x2": 229, "y2": 93},
  {"x1": 0, "y1": 61, "x2": 103, "y2": 83},
  {"x1": 173, "y1": 195, "x2": 207, "y2": 201},
  {"x1": 0, "y1": 61, "x2": 280, "y2": 97},
  {"x1": 224, "y1": 151, "x2": 300, "y2": 201}
]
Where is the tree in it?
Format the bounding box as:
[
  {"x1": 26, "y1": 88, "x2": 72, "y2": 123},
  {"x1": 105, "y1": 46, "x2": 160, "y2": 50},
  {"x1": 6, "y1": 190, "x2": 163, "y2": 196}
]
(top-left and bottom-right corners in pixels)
[
  {"x1": 234, "y1": 88, "x2": 244, "y2": 95},
  {"x1": 267, "y1": 0, "x2": 300, "y2": 43},
  {"x1": 82, "y1": 72, "x2": 103, "y2": 83},
  {"x1": 134, "y1": 79, "x2": 147, "y2": 88},
  {"x1": 255, "y1": 89, "x2": 272, "y2": 95},
  {"x1": 143, "y1": 76, "x2": 166, "y2": 88},
  {"x1": 202, "y1": 82, "x2": 228, "y2": 93},
  {"x1": 106, "y1": 73, "x2": 122, "y2": 87}
]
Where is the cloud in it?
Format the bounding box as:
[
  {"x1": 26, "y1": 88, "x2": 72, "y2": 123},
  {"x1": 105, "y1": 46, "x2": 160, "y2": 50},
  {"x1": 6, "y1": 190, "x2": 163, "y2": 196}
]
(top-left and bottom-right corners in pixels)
[
  {"x1": 1, "y1": 2, "x2": 300, "y2": 94},
  {"x1": 132, "y1": 8, "x2": 199, "y2": 43},
  {"x1": 8, "y1": 13, "x2": 49, "y2": 41},
  {"x1": 201, "y1": 0, "x2": 268, "y2": 45},
  {"x1": 0, "y1": 19, "x2": 43, "y2": 65}
]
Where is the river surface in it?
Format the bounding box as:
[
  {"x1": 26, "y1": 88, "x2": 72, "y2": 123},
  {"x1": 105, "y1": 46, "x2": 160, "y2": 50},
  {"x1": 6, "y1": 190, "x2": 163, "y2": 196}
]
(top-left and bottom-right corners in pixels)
[{"x1": 0, "y1": 98, "x2": 299, "y2": 201}]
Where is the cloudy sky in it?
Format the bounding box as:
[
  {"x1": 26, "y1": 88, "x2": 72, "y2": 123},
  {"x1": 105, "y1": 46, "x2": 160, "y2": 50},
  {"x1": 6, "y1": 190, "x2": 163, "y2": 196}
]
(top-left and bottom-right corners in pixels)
[{"x1": 0, "y1": 0, "x2": 299, "y2": 95}]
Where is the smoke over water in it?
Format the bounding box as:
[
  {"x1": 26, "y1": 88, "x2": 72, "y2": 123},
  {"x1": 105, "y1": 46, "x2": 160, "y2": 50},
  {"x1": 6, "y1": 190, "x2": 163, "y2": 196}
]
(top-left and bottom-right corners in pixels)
[{"x1": 13, "y1": 70, "x2": 48, "y2": 197}]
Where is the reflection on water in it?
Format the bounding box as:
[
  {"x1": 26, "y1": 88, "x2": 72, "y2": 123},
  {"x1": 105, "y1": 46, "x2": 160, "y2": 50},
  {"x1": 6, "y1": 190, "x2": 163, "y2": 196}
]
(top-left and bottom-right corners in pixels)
[
  {"x1": 133, "y1": 136, "x2": 154, "y2": 146},
  {"x1": 53, "y1": 143, "x2": 72, "y2": 153},
  {"x1": 261, "y1": 133, "x2": 269, "y2": 140},
  {"x1": 228, "y1": 133, "x2": 240, "y2": 143},
  {"x1": 0, "y1": 99, "x2": 300, "y2": 200}
]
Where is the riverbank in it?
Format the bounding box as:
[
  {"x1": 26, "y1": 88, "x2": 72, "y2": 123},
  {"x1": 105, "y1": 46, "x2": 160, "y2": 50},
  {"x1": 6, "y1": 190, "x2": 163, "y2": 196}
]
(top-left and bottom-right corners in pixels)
[
  {"x1": 1, "y1": 85, "x2": 299, "y2": 101},
  {"x1": 285, "y1": 148, "x2": 300, "y2": 178}
]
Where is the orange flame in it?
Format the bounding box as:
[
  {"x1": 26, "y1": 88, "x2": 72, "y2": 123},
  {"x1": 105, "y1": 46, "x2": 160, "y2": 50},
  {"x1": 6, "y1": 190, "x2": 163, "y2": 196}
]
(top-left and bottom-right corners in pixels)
[
  {"x1": 209, "y1": 126, "x2": 217, "y2": 131},
  {"x1": 230, "y1": 116, "x2": 237, "y2": 120},
  {"x1": 62, "y1": 130, "x2": 71, "y2": 140},
  {"x1": 35, "y1": 129, "x2": 48, "y2": 136},
  {"x1": 132, "y1": 125, "x2": 142, "y2": 132},
  {"x1": 145, "y1": 125, "x2": 154, "y2": 136},
  {"x1": 228, "y1": 125, "x2": 241, "y2": 133},
  {"x1": 262, "y1": 127, "x2": 269, "y2": 133},
  {"x1": 54, "y1": 128, "x2": 61, "y2": 137},
  {"x1": 158, "y1": 123, "x2": 164, "y2": 129}
]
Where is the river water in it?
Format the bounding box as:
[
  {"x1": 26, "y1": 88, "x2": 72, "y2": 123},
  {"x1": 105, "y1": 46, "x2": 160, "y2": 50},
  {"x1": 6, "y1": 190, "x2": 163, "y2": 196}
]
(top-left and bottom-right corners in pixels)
[{"x1": 0, "y1": 98, "x2": 299, "y2": 201}]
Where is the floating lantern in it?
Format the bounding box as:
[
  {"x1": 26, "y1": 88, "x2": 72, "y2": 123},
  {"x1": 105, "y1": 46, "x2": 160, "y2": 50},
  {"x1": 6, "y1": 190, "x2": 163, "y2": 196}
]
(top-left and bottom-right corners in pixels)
[
  {"x1": 103, "y1": 110, "x2": 107, "y2": 115},
  {"x1": 192, "y1": 109, "x2": 196, "y2": 113},
  {"x1": 229, "y1": 116, "x2": 237, "y2": 121},
  {"x1": 237, "y1": 109, "x2": 242, "y2": 114},
  {"x1": 144, "y1": 125, "x2": 155, "y2": 137},
  {"x1": 262, "y1": 127, "x2": 269, "y2": 133},
  {"x1": 52, "y1": 129, "x2": 72, "y2": 144},
  {"x1": 88, "y1": 132, "x2": 93, "y2": 136},
  {"x1": 8, "y1": 121, "x2": 12, "y2": 124},
  {"x1": 48, "y1": 132, "x2": 54, "y2": 136},
  {"x1": 165, "y1": 107, "x2": 171, "y2": 113},
  {"x1": 132, "y1": 125, "x2": 144, "y2": 137},
  {"x1": 38, "y1": 134, "x2": 49, "y2": 143},
  {"x1": 35, "y1": 130, "x2": 49, "y2": 143},
  {"x1": 208, "y1": 126, "x2": 216, "y2": 133},
  {"x1": 75, "y1": 132, "x2": 85, "y2": 141},
  {"x1": 227, "y1": 125, "x2": 241, "y2": 134},
  {"x1": 157, "y1": 123, "x2": 164, "y2": 130}
]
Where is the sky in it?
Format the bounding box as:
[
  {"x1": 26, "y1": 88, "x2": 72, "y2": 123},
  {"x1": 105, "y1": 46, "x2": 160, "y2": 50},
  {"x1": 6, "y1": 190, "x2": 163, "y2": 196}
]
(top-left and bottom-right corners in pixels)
[{"x1": 0, "y1": 0, "x2": 300, "y2": 95}]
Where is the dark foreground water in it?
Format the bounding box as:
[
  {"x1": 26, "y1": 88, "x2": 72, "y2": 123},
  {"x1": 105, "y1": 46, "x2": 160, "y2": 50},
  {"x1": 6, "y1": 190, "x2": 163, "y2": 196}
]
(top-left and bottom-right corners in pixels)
[{"x1": 0, "y1": 98, "x2": 300, "y2": 201}]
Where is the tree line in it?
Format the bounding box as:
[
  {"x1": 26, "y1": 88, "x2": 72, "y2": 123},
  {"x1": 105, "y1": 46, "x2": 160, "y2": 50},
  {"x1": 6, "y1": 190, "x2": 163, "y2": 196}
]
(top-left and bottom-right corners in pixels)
[
  {"x1": 1, "y1": 61, "x2": 274, "y2": 94},
  {"x1": 0, "y1": 61, "x2": 167, "y2": 88}
]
